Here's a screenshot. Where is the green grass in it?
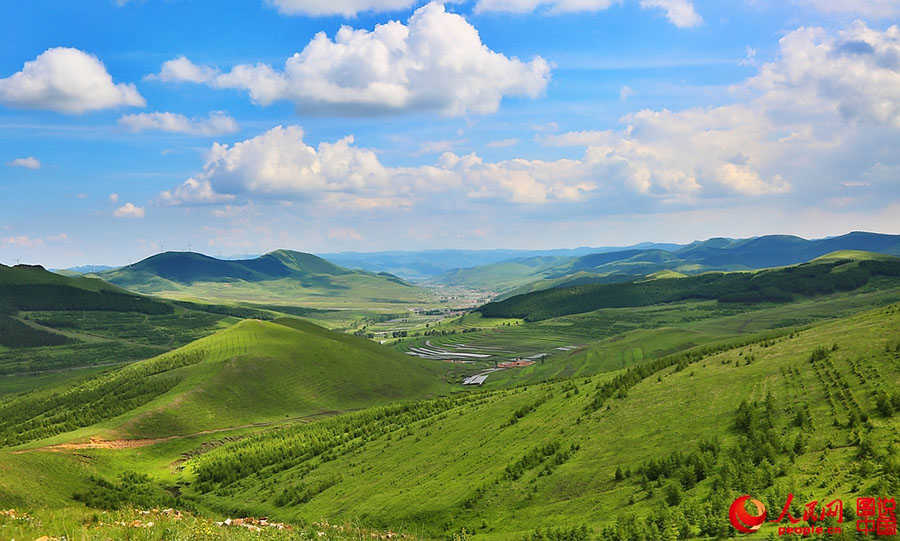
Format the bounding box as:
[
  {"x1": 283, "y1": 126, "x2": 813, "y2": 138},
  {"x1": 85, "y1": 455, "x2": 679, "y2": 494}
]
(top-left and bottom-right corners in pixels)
[
  {"x1": 393, "y1": 283, "x2": 900, "y2": 388},
  {"x1": 3, "y1": 267, "x2": 900, "y2": 539},
  {"x1": 166, "y1": 302, "x2": 900, "y2": 538},
  {"x1": 0, "y1": 317, "x2": 451, "y2": 447}
]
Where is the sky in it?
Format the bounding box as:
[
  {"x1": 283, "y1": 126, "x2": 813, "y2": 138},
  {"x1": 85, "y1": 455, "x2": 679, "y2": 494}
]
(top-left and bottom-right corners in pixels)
[{"x1": 1, "y1": 0, "x2": 900, "y2": 267}]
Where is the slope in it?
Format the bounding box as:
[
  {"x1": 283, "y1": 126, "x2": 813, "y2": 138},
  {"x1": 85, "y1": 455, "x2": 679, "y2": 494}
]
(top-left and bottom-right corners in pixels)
[
  {"x1": 176, "y1": 302, "x2": 900, "y2": 539},
  {"x1": 0, "y1": 263, "x2": 264, "y2": 397},
  {"x1": 480, "y1": 254, "x2": 900, "y2": 321},
  {"x1": 99, "y1": 250, "x2": 434, "y2": 310},
  {"x1": 445, "y1": 232, "x2": 900, "y2": 296}
]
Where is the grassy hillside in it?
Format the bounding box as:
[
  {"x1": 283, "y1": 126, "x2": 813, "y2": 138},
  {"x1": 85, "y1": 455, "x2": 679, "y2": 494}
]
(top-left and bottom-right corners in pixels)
[
  {"x1": 160, "y1": 302, "x2": 900, "y2": 539},
  {"x1": 441, "y1": 232, "x2": 900, "y2": 296},
  {"x1": 480, "y1": 256, "x2": 900, "y2": 321},
  {"x1": 0, "y1": 263, "x2": 247, "y2": 396},
  {"x1": 0, "y1": 298, "x2": 898, "y2": 539},
  {"x1": 0, "y1": 317, "x2": 449, "y2": 447},
  {"x1": 99, "y1": 250, "x2": 434, "y2": 311}
]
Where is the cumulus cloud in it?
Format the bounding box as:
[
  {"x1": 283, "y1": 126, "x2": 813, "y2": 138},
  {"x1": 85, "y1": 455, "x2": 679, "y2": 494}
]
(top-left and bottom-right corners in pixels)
[
  {"x1": 7, "y1": 157, "x2": 40, "y2": 169},
  {"x1": 639, "y1": 0, "x2": 702, "y2": 28},
  {"x1": 266, "y1": 0, "x2": 415, "y2": 16},
  {"x1": 152, "y1": 3, "x2": 550, "y2": 116},
  {"x1": 159, "y1": 22, "x2": 900, "y2": 219},
  {"x1": 113, "y1": 203, "x2": 145, "y2": 218},
  {"x1": 158, "y1": 125, "x2": 595, "y2": 207},
  {"x1": 746, "y1": 22, "x2": 900, "y2": 126},
  {"x1": 473, "y1": 0, "x2": 701, "y2": 26},
  {"x1": 0, "y1": 47, "x2": 144, "y2": 114},
  {"x1": 118, "y1": 111, "x2": 239, "y2": 135},
  {"x1": 146, "y1": 56, "x2": 219, "y2": 84}
]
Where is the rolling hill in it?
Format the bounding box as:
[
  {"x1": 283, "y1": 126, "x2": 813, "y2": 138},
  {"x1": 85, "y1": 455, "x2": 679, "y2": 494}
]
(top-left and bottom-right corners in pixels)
[
  {"x1": 437, "y1": 231, "x2": 900, "y2": 296},
  {"x1": 3, "y1": 299, "x2": 895, "y2": 539},
  {"x1": 98, "y1": 250, "x2": 435, "y2": 310},
  {"x1": 0, "y1": 317, "x2": 449, "y2": 447},
  {"x1": 172, "y1": 301, "x2": 900, "y2": 539},
  {"x1": 0, "y1": 263, "x2": 280, "y2": 397},
  {"x1": 478, "y1": 252, "x2": 900, "y2": 321}
]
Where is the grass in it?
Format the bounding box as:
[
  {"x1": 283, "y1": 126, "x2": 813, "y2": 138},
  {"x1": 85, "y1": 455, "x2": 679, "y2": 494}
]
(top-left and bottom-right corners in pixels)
[
  {"x1": 394, "y1": 283, "x2": 900, "y2": 388},
  {"x1": 165, "y1": 302, "x2": 900, "y2": 538},
  {"x1": 0, "y1": 317, "x2": 452, "y2": 448},
  {"x1": 0, "y1": 309, "x2": 231, "y2": 396},
  {"x1": 2, "y1": 261, "x2": 900, "y2": 539},
  {"x1": 0, "y1": 506, "x2": 421, "y2": 540}
]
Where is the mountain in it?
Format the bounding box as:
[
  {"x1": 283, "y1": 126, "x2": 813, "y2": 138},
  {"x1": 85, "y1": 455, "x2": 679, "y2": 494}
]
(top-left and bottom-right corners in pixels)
[
  {"x1": 100, "y1": 250, "x2": 354, "y2": 287},
  {"x1": 319, "y1": 244, "x2": 684, "y2": 281},
  {"x1": 97, "y1": 250, "x2": 431, "y2": 310},
  {"x1": 53, "y1": 265, "x2": 118, "y2": 276},
  {"x1": 448, "y1": 231, "x2": 900, "y2": 296},
  {"x1": 479, "y1": 252, "x2": 900, "y2": 321}
]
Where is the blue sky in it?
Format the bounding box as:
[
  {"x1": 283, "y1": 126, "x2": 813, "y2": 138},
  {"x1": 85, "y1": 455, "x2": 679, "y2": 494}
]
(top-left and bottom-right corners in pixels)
[{"x1": 2, "y1": 0, "x2": 899, "y2": 267}]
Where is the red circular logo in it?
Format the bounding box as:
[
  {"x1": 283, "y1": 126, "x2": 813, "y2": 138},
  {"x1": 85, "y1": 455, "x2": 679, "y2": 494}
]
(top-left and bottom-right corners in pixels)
[{"x1": 729, "y1": 495, "x2": 767, "y2": 533}]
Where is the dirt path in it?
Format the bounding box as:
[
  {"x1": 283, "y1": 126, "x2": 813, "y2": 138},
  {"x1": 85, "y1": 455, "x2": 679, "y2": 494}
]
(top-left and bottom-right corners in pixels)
[{"x1": 13, "y1": 410, "x2": 343, "y2": 454}]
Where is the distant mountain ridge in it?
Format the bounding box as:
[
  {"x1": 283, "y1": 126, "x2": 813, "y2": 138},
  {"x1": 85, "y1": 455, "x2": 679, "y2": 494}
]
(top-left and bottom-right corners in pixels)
[
  {"x1": 95, "y1": 249, "x2": 427, "y2": 308},
  {"x1": 318, "y1": 243, "x2": 684, "y2": 280},
  {"x1": 434, "y1": 231, "x2": 900, "y2": 294}
]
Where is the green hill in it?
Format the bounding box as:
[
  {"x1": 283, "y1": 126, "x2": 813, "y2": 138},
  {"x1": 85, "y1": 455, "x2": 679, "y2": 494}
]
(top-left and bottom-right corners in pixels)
[
  {"x1": 436, "y1": 232, "x2": 900, "y2": 296},
  {"x1": 479, "y1": 256, "x2": 900, "y2": 321},
  {"x1": 1, "y1": 298, "x2": 900, "y2": 539},
  {"x1": 99, "y1": 250, "x2": 434, "y2": 311},
  {"x1": 162, "y1": 303, "x2": 900, "y2": 538},
  {"x1": 0, "y1": 318, "x2": 449, "y2": 447}
]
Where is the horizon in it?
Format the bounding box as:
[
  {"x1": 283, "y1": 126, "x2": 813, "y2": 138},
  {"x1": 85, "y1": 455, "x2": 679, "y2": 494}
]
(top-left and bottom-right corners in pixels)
[
  {"x1": 3, "y1": 2, "x2": 900, "y2": 268},
  {"x1": 10, "y1": 229, "x2": 894, "y2": 269}
]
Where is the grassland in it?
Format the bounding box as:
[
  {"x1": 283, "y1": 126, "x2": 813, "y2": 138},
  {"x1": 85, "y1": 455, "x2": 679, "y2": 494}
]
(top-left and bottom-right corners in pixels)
[
  {"x1": 3, "y1": 252, "x2": 900, "y2": 539},
  {"x1": 0, "y1": 301, "x2": 896, "y2": 539},
  {"x1": 395, "y1": 280, "x2": 900, "y2": 388},
  {"x1": 109, "y1": 301, "x2": 899, "y2": 539}
]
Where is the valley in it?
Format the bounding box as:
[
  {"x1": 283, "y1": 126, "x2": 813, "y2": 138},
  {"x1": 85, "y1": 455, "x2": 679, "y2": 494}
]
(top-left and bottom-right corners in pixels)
[{"x1": 1, "y1": 240, "x2": 900, "y2": 540}]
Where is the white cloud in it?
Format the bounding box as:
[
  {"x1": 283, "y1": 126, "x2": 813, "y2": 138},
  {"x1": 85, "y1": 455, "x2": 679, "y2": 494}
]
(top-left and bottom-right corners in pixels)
[
  {"x1": 639, "y1": 0, "x2": 702, "y2": 28},
  {"x1": 109, "y1": 193, "x2": 119, "y2": 203},
  {"x1": 795, "y1": 0, "x2": 900, "y2": 18},
  {"x1": 159, "y1": 125, "x2": 595, "y2": 208},
  {"x1": 0, "y1": 47, "x2": 144, "y2": 114},
  {"x1": 145, "y1": 55, "x2": 218, "y2": 83},
  {"x1": 118, "y1": 111, "x2": 239, "y2": 135},
  {"x1": 158, "y1": 22, "x2": 900, "y2": 221},
  {"x1": 746, "y1": 22, "x2": 900, "y2": 126},
  {"x1": 266, "y1": 0, "x2": 415, "y2": 16},
  {"x1": 113, "y1": 203, "x2": 145, "y2": 218},
  {"x1": 7, "y1": 156, "x2": 40, "y2": 169},
  {"x1": 473, "y1": 0, "x2": 701, "y2": 26},
  {"x1": 619, "y1": 85, "x2": 635, "y2": 101},
  {"x1": 154, "y1": 3, "x2": 550, "y2": 116}
]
